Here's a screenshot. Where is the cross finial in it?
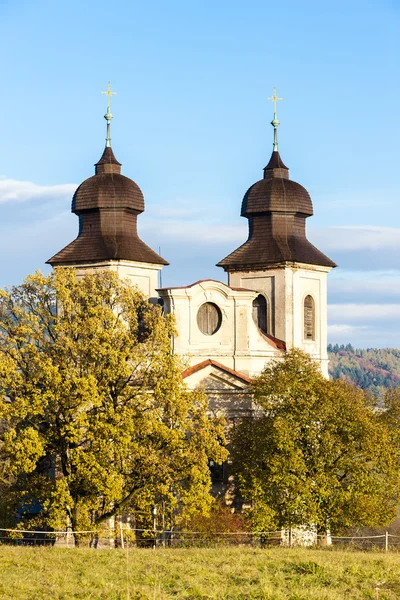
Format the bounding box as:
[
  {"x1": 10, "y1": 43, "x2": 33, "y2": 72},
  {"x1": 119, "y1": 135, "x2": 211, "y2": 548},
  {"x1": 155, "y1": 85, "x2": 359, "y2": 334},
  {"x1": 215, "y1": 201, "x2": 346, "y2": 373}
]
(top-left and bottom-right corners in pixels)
[
  {"x1": 102, "y1": 81, "x2": 116, "y2": 112},
  {"x1": 101, "y1": 82, "x2": 117, "y2": 147},
  {"x1": 268, "y1": 88, "x2": 283, "y2": 116},
  {"x1": 268, "y1": 88, "x2": 283, "y2": 152}
]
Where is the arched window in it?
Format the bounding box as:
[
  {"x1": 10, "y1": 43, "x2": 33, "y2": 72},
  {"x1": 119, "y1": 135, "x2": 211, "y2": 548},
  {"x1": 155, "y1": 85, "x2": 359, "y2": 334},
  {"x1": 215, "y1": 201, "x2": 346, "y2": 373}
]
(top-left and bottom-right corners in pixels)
[
  {"x1": 304, "y1": 295, "x2": 315, "y2": 340},
  {"x1": 197, "y1": 302, "x2": 222, "y2": 335},
  {"x1": 252, "y1": 294, "x2": 267, "y2": 333}
]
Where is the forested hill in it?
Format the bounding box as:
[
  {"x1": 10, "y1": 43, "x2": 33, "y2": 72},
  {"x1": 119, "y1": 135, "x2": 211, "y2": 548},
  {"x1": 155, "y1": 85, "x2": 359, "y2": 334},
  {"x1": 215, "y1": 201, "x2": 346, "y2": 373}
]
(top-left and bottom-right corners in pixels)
[{"x1": 328, "y1": 344, "x2": 400, "y2": 399}]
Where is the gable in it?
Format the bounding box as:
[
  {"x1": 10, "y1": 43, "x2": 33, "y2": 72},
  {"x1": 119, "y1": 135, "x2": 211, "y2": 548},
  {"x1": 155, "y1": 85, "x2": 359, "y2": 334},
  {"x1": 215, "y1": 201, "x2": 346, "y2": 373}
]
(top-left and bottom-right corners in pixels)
[{"x1": 182, "y1": 359, "x2": 250, "y2": 390}]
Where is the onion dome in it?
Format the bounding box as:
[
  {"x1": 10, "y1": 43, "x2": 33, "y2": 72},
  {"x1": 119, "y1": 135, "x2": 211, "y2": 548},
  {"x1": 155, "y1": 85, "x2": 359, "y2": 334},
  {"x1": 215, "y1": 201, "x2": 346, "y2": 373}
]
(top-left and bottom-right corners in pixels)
[
  {"x1": 218, "y1": 92, "x2": 336, "y2": 272},
  {"x1": 47, "y1": 85, "x2": 168, "y2": 267},
  {"x1": 241, "y1": 152, "x2": 312, "y2": 217},
  {"x1": 72, "y1": 147, "x2": 145, "y2": 214}
]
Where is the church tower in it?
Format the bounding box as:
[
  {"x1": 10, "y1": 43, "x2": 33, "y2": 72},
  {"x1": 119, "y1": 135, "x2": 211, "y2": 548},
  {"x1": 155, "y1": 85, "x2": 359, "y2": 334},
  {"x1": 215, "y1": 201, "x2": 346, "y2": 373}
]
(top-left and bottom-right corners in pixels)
[
  {"x1": 47, "y1": 84, "x2": 168, "y2": 302},
  {"x1": 217, "y1": 90, "x2": 336, "y2": 376}
]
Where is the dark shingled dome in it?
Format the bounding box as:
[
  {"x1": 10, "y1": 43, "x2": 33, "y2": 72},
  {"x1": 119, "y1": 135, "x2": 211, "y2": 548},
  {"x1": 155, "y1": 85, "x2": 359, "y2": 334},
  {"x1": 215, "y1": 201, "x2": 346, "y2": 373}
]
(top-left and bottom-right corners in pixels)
[
  {"x1": 73, "y1": 146, "x2": 144, "y2": 213},
  {"x1": 241, "y1": 177, "x2": 313, "y2": 217},
  {"x1": 47, "y1": 146, "x2": 168, "y2": 267},
  {"x1": 217, "y1": 150, "x2": 336, "y2": 271},
  {"x1": 72, "y1": 174, "x2": 145, "y2": 214}
]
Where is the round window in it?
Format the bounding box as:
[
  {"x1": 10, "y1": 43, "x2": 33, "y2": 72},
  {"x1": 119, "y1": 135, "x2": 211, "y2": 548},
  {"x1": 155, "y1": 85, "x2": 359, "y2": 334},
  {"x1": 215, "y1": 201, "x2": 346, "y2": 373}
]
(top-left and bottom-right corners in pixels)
[{"x1": 197, "y1": 302, "x2": 222, "y2": 335}]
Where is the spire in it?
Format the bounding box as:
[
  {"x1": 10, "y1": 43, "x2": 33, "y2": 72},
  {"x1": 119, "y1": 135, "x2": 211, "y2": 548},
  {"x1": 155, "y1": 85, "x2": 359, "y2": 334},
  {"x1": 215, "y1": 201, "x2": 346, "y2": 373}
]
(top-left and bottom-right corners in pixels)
[
  {"x1": 217, "y1": 90, "x2": 337, "y2": 272},
  {"x1": 268, "y1": 88, "x2": 282, "y2": 152},
  {"x1": 264, "y1": 88, "x2": 288, "y2": 180},
  {"x1": 96, "y1": 83, "x2": 120, "y2": 174},
  {"x1": 101, "y1": 82, "x2": 117, "y2": 148}
]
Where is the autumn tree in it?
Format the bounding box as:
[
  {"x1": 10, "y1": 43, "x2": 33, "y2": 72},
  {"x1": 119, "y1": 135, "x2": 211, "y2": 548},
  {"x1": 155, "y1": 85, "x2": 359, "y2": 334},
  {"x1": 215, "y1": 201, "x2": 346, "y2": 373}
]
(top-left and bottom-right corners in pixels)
[
  {"x1": 0, "y1": 269, "x2": 227, "y2": 536},
  {"x1": 230, "y1": 349, "x2": 400, "y2": 533}
]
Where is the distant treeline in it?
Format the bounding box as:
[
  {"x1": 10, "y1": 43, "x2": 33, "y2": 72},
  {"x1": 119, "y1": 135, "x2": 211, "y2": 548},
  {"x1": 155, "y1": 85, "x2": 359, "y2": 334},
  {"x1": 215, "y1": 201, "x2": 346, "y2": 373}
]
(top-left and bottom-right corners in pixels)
[{"x1": 328, "y1": 344, "x2": 400, "y2": 400}]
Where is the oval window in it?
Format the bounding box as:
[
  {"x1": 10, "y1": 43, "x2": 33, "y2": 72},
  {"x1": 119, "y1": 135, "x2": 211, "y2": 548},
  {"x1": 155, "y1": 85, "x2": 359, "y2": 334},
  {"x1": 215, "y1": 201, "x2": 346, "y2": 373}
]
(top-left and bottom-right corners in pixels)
[{"x1": 197, "y1": 302, "x2": 222, "y2": 335}]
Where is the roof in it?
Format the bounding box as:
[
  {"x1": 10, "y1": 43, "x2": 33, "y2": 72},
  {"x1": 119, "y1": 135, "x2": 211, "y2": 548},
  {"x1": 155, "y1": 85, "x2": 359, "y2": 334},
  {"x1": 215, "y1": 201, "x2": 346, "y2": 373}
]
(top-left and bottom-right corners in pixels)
[
  {"x1": 47, "y1": 232, "x2": 169, "y2": 266},
  {"x1": 181, "y1": 359, "x2": 251, "y2": 383},
  {"x1": 157, "y1": 279, "x2": 254, "y2": 292},
  {"x1": 258, "y1": 331, "x2": 286, "y2": 350},
  {"x1": 47, "y1": 143, "x2": 168, "y2": 267},
  {"x1": 264, "y1": 150, "x2": 288, "y2": 171},
  {"x1": 94, "y1": 147, "x2": 123, "y2": 175},
  {"x1": 241, "y1": 177, "x2": 313, "y2": 217},
  {"x1": 217, "y1": 219, "x2": 337, "y2": 270},
  {"x1": 95, "y1": 146, "x2": 121, "y2": 167},
  {"x1": 217, "y1": 147, "x2": 336, "y2": 271},
  {"x1": 72, "y1": 173, "x2": 145, "y2": 214}
]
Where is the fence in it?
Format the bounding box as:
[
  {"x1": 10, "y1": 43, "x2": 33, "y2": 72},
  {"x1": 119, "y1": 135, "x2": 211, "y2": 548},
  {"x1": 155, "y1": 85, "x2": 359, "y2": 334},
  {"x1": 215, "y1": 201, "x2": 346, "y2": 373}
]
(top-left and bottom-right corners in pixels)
[{"x1": 2, "y1": 527, "x2": 400, "y2": 551}]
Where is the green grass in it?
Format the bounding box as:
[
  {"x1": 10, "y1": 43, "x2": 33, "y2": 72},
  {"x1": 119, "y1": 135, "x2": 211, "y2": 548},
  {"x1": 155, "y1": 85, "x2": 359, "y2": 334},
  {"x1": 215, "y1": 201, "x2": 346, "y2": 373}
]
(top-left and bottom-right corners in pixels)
[{"x1": 0, "y1": 545, "x2": 400, "y2": 599}]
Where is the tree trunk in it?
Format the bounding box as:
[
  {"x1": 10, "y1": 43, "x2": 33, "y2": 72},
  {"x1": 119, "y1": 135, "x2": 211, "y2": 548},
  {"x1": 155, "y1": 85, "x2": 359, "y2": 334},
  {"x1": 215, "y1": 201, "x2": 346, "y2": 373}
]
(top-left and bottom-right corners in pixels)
[{"x1": 71, "y1": 506, "x2": 79, "y2": 547}]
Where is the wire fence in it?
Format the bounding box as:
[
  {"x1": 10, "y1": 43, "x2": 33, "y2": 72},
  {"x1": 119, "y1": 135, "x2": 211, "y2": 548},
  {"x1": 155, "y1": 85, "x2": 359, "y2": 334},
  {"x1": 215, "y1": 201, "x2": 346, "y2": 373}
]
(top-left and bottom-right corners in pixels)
[{"x1": 1, "y1": 527, "x2": 400, "y2": 551}]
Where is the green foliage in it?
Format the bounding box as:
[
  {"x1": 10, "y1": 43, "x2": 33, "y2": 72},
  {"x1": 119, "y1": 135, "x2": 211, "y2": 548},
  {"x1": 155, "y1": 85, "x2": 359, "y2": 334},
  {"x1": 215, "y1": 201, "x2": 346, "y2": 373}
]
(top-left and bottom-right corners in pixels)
[
  {"x1": 231, "y1": 349, "x2": 400, "y2": 533},
  {"x1": 328, "y1": 344, "x2": 400, "y2": 400},
  {"x1": 0, "y1": 269, "x2": 227, "y2": 533}
]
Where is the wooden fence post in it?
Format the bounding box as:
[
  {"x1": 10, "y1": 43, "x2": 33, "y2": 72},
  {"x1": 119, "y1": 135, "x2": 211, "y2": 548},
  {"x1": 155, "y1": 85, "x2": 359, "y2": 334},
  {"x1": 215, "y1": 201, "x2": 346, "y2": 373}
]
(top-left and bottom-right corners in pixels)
[{"x1": 119, "y1": 519, "x2": 125, "y2": 549}]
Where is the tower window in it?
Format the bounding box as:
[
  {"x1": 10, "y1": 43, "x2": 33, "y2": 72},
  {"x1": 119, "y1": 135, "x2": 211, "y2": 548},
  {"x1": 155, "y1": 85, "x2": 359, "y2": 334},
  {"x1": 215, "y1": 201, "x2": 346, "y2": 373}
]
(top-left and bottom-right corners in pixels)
[
  {"x1": 304, "y1": 295, "x2": 315, "y2": 340},
  {"x1": 197, "y1": 302, "x2": 222, "y2": 335},
  {"x1": 252, "y1": 294, "x2": 267, "y2": 333}
]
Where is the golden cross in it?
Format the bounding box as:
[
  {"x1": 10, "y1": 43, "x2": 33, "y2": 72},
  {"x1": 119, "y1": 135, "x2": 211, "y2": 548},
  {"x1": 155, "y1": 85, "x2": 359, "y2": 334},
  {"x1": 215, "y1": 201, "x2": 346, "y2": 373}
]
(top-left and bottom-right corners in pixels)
[
  {"x1": 101, "y1": 81, "x2": 116, "y2": 111},
  {"x1": 268, "y1": 88, "x2": 282, "y2": 114}
]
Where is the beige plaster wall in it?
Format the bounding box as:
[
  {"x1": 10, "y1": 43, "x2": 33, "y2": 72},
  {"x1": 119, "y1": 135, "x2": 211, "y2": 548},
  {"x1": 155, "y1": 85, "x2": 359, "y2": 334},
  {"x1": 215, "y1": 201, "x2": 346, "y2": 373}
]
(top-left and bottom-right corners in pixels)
[
  {"x1": 159, "y1": 280, "x2": 282, "y2": 377},
  {"x1": 229, "y1": 263, "x2": 331, "y2": 378},
  {"x1": 71, "y1": 259, "x2": 163, "y2": 302}
]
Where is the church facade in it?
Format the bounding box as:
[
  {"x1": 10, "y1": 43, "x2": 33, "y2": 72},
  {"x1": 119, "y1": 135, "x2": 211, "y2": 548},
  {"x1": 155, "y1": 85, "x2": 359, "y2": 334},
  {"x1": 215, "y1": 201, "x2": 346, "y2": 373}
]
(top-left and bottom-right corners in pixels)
[{"x1": 48, "y1": 88, "x2": 336, "y2": 421}]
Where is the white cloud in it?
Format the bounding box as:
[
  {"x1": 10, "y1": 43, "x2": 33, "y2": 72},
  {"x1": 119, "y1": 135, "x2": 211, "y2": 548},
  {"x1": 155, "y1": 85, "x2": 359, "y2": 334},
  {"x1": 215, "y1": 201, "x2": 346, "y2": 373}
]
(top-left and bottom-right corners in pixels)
[
  {"x1": 0, "y1": 178, "x2": 77, "y2": 204},
  {"x1": 310, "y1": 225, "x2": 400, "y2": 252},
  {"x1": 0, "y1": 209, "x2": 77, "y2": 287},
  {"x1": 312, "y1": 188, "x2": 398, "y2": 211},
  {"x1": 141, "y1": 217, "x2": 245, "y2": 244},
  {"x1": 327, "y1": 274, "x2": 400, "y2": 303},
  {"x1": 328, "y1": 303, "x2": 400, "y2": 322},
  {"x1": 327, "y1": 324, "x2": 368, "y2": 334},
  {"x1": 0, "y1": 210, "x2": 74, "y2": 251}
]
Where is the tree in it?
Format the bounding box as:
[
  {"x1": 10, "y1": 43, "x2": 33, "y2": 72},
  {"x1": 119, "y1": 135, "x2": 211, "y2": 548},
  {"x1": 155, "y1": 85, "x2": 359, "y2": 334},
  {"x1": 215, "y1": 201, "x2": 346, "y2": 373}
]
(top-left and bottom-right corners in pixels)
[
  {"x1": 230, "y1": 349, "x2": 400, "y2": 533},
  {"x1": 380, "y1": 388, "x2": 400, "y2": 452},
  {"x1": 328, "y1": 346, "x2": 400, "y2": 401},
  {"x1": 0, "y1": 269, "x2": 227, "y2": 537}
]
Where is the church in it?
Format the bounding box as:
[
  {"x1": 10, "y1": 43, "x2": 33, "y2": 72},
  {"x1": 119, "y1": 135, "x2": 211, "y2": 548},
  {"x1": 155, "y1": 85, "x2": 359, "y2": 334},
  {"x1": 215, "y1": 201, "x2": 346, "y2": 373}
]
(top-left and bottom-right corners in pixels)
[{"x1": 47, "y1": 86, "x2": 336, "y2": 422}]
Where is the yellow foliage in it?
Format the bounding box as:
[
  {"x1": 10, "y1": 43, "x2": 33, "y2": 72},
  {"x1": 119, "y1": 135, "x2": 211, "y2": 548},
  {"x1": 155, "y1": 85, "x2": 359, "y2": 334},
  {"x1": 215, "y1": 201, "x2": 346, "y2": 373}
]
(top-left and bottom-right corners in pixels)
[{"x1": 0, "y1": 269, "x2": 227, "y2": 531}]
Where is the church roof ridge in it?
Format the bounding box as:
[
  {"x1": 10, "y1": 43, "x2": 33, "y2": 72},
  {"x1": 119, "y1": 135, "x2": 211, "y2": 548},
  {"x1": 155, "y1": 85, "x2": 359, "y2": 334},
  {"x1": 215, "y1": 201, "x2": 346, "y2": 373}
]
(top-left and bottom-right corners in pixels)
[
  {"x1": 259, "y1": 331, "x2": 286, "y2": 350},
  {"x1": 181, "y1": 359, "x2": 251, "y2": 383},
  {"x1": 157, "y1": 279, "x2": 255, "y2": 292}
]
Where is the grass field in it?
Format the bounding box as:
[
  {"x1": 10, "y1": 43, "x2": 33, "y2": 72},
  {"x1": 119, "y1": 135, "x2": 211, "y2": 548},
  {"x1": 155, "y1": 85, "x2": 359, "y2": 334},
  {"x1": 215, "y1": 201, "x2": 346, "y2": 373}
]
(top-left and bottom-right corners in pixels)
[{"x1": 0, "y1": 545, "x2": 400, "y2": 599}]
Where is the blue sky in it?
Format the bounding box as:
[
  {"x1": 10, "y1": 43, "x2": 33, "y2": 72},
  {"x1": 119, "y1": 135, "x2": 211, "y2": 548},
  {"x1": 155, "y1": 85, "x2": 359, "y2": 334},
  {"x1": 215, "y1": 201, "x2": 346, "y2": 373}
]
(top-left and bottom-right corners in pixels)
[{"x1": 1, "y1": 0, "x2": 400, "y2": 347}]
